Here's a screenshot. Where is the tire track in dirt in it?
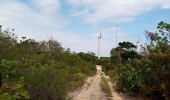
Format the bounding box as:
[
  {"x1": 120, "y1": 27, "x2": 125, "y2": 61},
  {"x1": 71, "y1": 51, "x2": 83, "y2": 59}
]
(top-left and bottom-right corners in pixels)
[
  {"x1": 69, "y1": 65, "x2": 107, "y2": 100},
  {"x1": 69, "y1": 65, "x2": 143, "y2": 100}
]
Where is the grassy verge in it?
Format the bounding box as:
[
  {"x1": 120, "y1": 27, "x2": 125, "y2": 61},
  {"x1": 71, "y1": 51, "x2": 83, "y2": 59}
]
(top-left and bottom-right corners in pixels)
[{"x1": 100, "y1": 76, "x2": 112, "y2": 97}]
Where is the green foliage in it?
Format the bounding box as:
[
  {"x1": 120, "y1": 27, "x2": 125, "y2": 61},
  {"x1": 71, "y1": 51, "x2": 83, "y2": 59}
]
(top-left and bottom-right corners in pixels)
[
  {"x1": 0, "y1": 93, "x2": 13, "y2": 100},
  {"x1": 1, "y1": 60, "x2": 19, "y2": 79},
  {"x1": 0, "y1": 26, "x2": 96, "y2": 100},
  {"x1": 110, "y1": 42, "x2": 140, "y2": 64},
  {"x1": 0, "y1": 78, "x2": 30, "y2": 100},
  {"x1": 110, "y1": 47, "x2": 123, "y2": 65},
  {"x1": 23, "y1": 66, "x2": 68, "y2": 100},
  {"x1": 121, "y1": 50, "x2": 139, "y2": 61},
  {"x1": 105, "y1": 22, "x2": 170, "y2": 99},
  {"x1": 144, "y1": 22, "x2": 170, "y2": 99},
  {"x1": 78, "y1": 51, "x2": 97, "y2": 64},
  {"x1": 115, "y1": 61, "x2": 145, "y2": 95},
  {"x1": 146, "y1": 21, "x2": 170, "y2": 53},
  {"x1": 69, "y1": 73, "x2": 86, "y2": 89},
  {"x1": 100, "y1": 76, "x2": 112, "y2": 97},
  {"x1": 118, "y1": 41, "x2": 137, "y2": 50}
]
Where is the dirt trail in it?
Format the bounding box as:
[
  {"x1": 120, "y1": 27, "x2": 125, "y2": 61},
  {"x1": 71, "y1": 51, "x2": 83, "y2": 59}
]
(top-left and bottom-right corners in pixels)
[
  {"x1": 69, "y1": 65, "x2": 141, "y2": 100},
  {"x1": 105, "y1": 74, "x2": 135, "y2": 100},
  {"x1": 70, "y1": 65, "x2": 106, "y2": 100}
]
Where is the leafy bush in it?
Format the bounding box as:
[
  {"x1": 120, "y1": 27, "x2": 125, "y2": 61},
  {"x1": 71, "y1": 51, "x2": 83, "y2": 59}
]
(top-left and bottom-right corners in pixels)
[
  {"x1": 23, "y1": 66, "x2": 68, "y2": 100},
  {"x1": 0, "y1": 78, "x2": 30, "y2": 100},
  {"x1": 105, "y1": 21, "x2": 170, "y2": 99},
  {"x1": 0, "y1": 26, "x2": 96, "y2": 100}
]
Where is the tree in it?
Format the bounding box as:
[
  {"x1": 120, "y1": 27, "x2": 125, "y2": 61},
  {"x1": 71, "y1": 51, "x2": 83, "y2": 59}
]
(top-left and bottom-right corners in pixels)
[
  {"x1": 118, "y1": 41, "x2": 138, "y2": 61},
  {"x1": 0, "y1": 25, "x2": 2, "y2": 35},
  {"x1": 0, "y1": 27, "x2": 17, "y2": 87},
  {"x1": 78, "y1": 51, "x2": 97, "y2": 63},
  {"x1": 146, "y1": 21, "x2": 170, "y2": 53},
  {"x1": 110, "y1": 47, "x2": 124, "y2": 64},
  {"x1": 47, "y1": 39, "x2": 63, "y2": 52},
  {"x1": 0, "y1": 26, "x2": 96, "y2": 99},
  {"x1": 118, "y1": 41, "x2": 137, "y2": 51},
  {"x1": 144, "y1": 21, "x2": 170, "y2": 99},
  {"x1": 111, "y1": 41, "x2": 139, "y2": 63}
]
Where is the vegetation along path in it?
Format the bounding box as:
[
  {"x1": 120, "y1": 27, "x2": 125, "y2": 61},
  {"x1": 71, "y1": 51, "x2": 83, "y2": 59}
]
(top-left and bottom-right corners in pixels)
[{"x1": 70, "y1": 65, "x2": 141, "y2": 100}]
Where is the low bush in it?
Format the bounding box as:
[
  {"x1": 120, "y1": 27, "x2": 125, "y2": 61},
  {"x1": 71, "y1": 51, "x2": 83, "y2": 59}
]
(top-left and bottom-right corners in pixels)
[
  {"x1": 0, "y1": 27, "x2": 96, "y2": 100},
  {"x1": 103, "y1": 21, "x2": 170, "y2": 100}
]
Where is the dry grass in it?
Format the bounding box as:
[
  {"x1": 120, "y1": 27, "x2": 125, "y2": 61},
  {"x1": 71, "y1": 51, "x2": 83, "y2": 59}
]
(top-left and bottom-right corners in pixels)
[{"x1": 100, "y1": 76, "x2": 112, "y2": 97}]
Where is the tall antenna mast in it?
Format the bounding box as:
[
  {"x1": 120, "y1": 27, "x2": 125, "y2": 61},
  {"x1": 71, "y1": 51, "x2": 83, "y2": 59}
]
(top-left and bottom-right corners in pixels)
[
  {"x1": 136, "y1": 32, "x2": 140, "y2": 52},
  {"x1": 0, "y1": 25, "x2": 2, "y2": 35},
  {"x1": 116, "y1": 24, "x2": 118, "y2": 47},
  {"x1": 115, "y1": 24, "x2": 121, "y2": 64},
  {"x1": 98, "y1": 33, "x2": 102, "y2": 59}
]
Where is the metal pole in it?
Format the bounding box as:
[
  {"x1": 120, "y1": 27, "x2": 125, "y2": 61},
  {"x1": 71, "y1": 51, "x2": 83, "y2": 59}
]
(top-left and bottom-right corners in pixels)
[
  {"x1": 137, "y1": 33, "x2": 139, "y2": 51},
  {"x1": 116, "y1": 24, "x2": 117, "y2": 47},
  {"x1": 115, "y1": 24, "x2": 121, "y2": 64},
  {"x1": 98, "y1": 36, "x2": 100, "y2": 59},
  {"x1": 98, "y1": 33, "x2": 102, "y2": 59}
]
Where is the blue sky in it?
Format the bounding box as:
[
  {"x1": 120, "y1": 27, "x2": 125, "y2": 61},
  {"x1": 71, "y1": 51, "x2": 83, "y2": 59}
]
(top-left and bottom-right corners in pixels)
[{"x1": 0, "y1": 0, "x2": 170, "y2": 56}]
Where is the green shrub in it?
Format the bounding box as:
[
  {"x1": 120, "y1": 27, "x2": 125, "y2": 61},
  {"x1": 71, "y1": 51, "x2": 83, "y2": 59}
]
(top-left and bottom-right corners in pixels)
[
  {"x1": 0, "y1": 78, "x2": 30, "y2": 100},
  {"x1": 1, "y1": 60, "x2": 19, "y2": 79},
  {"x1": 0, "y1": 26, "x2": 96, "y2": 100},
  {"x1": 23, "y1": 66, "x2": 68, "y2": 100},
  {"x1": 100, "y1": 76, "x2": 112, "y2": 97}
]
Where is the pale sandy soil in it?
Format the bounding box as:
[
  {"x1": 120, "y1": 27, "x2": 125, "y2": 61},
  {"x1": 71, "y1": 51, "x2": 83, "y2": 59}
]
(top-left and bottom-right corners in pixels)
[
  {"x1": 69, "y1": 65, "x2": 145, "y2": 100},
  {"x1": 69, "y1": 65, "x2": 107, "y2": 100}
]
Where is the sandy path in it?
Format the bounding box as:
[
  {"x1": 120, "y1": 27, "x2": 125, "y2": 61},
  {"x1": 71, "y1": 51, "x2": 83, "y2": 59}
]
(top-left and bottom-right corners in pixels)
[
  {"x1": 70, "y1": 65, "x2": 107, "y2": 100},
  {"x1": 103, "y1": 71, "x2": 144, "y2": 100},
  {"x1": 69, "y1": 65, "x2": 143, "y2": 100},
  {"x1": 107, "y1": 77, "x2": 131, "y2": 100}
]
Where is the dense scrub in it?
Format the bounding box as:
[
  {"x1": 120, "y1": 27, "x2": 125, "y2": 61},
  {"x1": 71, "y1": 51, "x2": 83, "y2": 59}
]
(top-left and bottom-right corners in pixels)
[
  {"x1": 0, "y1": 26, "x2": 96, "y2": 100},
  {"x1": 102, "y1": 21, "x2": 170, "y2": 100}
]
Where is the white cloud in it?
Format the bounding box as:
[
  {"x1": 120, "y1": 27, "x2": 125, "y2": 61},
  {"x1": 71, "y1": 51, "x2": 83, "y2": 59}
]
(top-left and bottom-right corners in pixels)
[
  {"x1": 0, "y1": 0, "x2": 169, "y2": 56},
  {"x1": 65, "y1": 26, "x2": 138, "y2": 56},
  {"x1": 0, "y1": 0, "x2": 66, "y2": 39},
  {"x1": 160, "y1": 1, "x2": 170, "y2": 9},
  {"x1": 67, "y1": 0, "x2": 170, "y2": 24},
  {"x1": 0, "y1": 0, "x2": 98, "y2": 55},
  {"x1": 93, "y1": 27, "x2": 138, "y2": 56},
  {"x1": 32, "y1": 0, "x2": 60, "y2": 14}
]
